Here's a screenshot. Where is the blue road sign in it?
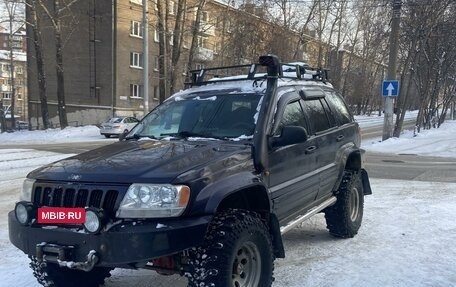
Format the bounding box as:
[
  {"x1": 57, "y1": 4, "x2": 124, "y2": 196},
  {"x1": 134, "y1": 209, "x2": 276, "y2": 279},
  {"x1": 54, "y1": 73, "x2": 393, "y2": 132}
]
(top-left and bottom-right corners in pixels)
[{"x1": 382, "y1": 80, "x2": 399, "y2": 97}]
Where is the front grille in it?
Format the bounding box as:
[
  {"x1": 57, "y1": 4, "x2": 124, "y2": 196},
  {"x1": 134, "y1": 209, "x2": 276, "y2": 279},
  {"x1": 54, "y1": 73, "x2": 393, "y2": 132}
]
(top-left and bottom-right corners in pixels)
[{"x1": 32, "y1": 182, "x2": 127, "y2": 217}]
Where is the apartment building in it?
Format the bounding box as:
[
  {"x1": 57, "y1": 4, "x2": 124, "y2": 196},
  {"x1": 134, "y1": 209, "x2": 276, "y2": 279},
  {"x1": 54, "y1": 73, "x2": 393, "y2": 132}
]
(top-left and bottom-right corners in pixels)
[
  {"x1": 26, "y1": 0, "x2": 322, "y2": 127},
  {"x1": 0, "y1": 50, "x2": 27, "y2": 122}
]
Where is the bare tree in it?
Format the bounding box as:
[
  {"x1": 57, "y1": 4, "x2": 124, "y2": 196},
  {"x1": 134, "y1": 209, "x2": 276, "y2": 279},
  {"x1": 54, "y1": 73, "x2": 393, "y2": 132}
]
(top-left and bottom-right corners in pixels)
[
  {"x1": 37, "y1": 0, "x2": 80, "y2": 129},
  {"x1": 401, "y1": 0, "x2": 455, "y2": 132},
  {"x1": 186, "y1": 0, "x2": 207, "y2": 80},
  {"x1": 25, "y1": 0, "x2": 50, "y2": 129}
]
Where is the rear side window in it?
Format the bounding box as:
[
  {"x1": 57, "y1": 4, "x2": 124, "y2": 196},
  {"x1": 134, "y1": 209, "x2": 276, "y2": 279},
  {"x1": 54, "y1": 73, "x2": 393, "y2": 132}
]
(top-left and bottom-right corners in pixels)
[
  {"x1": 325, "y1": 91, "x2": 353, "y2": 125},
  {"x1": 301, "y1": 99, "x2": 331, "y2": 134}
]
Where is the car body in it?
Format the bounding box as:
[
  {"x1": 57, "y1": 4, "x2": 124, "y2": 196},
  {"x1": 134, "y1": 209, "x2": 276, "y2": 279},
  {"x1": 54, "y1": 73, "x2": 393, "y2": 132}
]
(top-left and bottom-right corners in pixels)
[
  {"x1": 9, "y1": 55, "x2": 371, "y2": 287},
  {"x1": 99, "y1": 116, "x2": 139, "y2": 138}
]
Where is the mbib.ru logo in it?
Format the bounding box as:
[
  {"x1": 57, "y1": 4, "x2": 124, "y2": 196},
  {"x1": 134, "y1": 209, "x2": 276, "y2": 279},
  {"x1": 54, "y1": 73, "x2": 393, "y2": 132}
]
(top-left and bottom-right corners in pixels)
[{"x1": 38, "y1": 207, "x2": 85, "y2": 224}]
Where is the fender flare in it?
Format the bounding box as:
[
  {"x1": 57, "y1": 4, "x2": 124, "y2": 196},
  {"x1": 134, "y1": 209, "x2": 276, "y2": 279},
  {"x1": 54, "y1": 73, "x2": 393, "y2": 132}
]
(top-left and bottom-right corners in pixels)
[
  {"x1": 192, "y1": 172, "x2": 285, "y2": 258},
  {"x1": 191, "y1": 171, "x2": 271, "y2": 214},
  {"x1": 333, "y1": 143, "x2": 362, "y2": 191}
]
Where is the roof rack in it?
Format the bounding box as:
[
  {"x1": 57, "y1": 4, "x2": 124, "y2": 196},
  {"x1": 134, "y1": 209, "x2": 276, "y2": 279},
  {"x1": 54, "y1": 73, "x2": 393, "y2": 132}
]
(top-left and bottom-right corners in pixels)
[{"x1": 186, "y1": 60, "x2": 329, "y2": 87}]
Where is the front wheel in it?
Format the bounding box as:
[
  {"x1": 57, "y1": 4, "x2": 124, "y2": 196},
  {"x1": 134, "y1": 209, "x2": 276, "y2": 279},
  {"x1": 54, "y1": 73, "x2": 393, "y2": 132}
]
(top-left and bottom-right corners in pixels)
[
  {"x1": 187, "y1": 209, "x2": 274, "y2": 287},
  {"x1": 325, "y1": 171, "x2": 364, "y2": 238},
  {"x1": 29, "y1": 256, "x2": 112, "y2": 287}
]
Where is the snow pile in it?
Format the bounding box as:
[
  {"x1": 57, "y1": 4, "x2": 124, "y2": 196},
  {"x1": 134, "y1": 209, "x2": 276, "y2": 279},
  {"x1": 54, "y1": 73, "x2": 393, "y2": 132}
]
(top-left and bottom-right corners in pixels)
[
  {"x1": 363, "y1": 120, "x2": 456, "y2": 158},
  {"x1": 0, "y1": 125, "x2": 106, "y2": 144}
]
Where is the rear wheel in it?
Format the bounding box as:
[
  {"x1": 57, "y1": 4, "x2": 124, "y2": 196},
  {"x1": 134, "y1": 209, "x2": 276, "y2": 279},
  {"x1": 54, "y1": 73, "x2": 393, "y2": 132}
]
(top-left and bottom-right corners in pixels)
[
  {"x1": 29, "y1": 256, "x2": 112, "y2": 287},
  {"x1": 187, "y1": 209, "x2": 274, "y2": 287},
  {"x1": 325, "y1": 171, "x2": 364, "y2": 238}
]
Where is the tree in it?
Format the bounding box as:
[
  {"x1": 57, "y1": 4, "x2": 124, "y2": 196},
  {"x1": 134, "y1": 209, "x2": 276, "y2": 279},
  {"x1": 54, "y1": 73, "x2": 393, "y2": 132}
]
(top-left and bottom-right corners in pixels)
[
  {"x1": 400, "y1": 0, "x2": 456, "y2": 132},
  {"x1": 25, "y1": 0, "x2": 50, "y2": 129}
]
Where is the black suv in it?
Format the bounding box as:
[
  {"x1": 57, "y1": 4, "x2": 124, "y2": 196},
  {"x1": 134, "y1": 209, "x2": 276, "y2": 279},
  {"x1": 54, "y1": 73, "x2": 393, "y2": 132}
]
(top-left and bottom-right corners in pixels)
[{"x1": 9, "y1": 55, "x2": 371, "y2": 287}]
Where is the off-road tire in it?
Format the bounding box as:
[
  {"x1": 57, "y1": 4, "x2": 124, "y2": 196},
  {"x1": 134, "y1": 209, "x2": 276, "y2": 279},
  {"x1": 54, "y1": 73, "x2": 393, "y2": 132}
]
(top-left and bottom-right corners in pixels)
[
  {"x1": 29, "y1": 256, "x2": 112, "y2": 287},
  {"x1": 187, "y1": 209, "x2": 274, "y2": 287},
  {"x1": 325, "y1": 171, "x2": 364, "y2": 238}
]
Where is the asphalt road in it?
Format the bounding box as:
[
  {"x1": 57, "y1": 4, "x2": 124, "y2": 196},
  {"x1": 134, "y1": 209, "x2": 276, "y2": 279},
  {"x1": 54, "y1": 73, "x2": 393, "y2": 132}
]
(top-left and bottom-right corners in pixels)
[{"x1": 1, "y1": 120, "x2": 455, "y2": 183}]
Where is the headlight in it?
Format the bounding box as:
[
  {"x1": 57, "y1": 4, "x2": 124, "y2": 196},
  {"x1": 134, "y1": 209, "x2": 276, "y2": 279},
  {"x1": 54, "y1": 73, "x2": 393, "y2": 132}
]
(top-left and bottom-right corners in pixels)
[
  {"x1": 20, "y1": 179, "x2": 36, "y2": 201},
  {"x1": 116, "y1": 184, "x2": 190, "y2": 218}
]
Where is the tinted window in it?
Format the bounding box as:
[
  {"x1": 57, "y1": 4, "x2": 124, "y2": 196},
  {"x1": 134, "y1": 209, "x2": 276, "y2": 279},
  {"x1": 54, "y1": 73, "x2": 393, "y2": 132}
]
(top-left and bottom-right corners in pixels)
[
  {"x1": 302, "y1": 99, "x2": 330, "y2": 133},
  {"x1": 276, "y1": 100, "x2": 307, "y2": 135},
  {"x1": 325, "y1": 91, "x2": 353, "y2": 125}
]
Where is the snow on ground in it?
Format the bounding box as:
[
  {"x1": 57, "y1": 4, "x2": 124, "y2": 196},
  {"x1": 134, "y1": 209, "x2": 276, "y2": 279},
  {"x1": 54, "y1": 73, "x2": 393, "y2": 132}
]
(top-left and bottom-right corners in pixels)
[
  {"x1": 1, "y1": 112, "x2": 456, "y2": 286},
  {"x1": 0, "y1": 151, "x2": 455, "y2": 286},
  {"x1": 0, "y1": 125, "x2": 108, "y2": 144},
  {"x1": 354, "y1": 110, "x2": 418, "y2": 129},
  {"x1": 362, "y1": 120, "x2": 456, "y2": 158}
]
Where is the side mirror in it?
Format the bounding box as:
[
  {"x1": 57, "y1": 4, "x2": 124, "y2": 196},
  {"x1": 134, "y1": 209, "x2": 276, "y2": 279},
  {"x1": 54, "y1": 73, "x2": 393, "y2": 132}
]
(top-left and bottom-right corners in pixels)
[
  {"x1": 119, "y1": 130, "x2": 128, "y2": 141},
  {"x1": 271, "y1": 125, "x2": 308, "y2": 147}
]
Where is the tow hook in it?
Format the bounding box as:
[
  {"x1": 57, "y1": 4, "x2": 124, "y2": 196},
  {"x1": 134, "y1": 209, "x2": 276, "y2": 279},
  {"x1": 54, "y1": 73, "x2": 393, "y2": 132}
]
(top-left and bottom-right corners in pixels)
[
  {"x1": 58, "y1": 250, "x2": 99, "y2": 272},
  {"x1": 36, "y1": 243, "x2": 99, "y2": 272}
]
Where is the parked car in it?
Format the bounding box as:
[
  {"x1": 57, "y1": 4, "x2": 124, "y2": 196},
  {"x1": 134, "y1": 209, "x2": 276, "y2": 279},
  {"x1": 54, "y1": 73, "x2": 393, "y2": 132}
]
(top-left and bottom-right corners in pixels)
[
  {"x1": 9, "y1": 55, "x2": 371, "y2": 287},
  {"x1": 99, "y1": 116, "x2": 139, "y2": 138}
]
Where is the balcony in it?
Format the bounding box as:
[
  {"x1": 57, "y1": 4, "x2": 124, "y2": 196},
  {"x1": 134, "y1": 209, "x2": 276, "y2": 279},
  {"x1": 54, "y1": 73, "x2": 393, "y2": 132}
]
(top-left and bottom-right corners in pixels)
[
  {"x1": 199, "y1": 21, "x2": 215, "y2": 36},
  {"x1": 195, "y1": 47, "x2": 214, "y2": 61}
]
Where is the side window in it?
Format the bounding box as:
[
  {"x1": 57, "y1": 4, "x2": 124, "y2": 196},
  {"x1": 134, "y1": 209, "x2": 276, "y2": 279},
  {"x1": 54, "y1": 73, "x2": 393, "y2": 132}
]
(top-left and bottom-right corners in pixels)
[
  {"x1": 276, "y1": 100, "x2": 307, "y2": 135},
  {"x1": 302, "y1": 99, "x2": 331, "y2": 134},
  {"x1": 325, "y1": 90, "x2": 353, "y2": 125}
]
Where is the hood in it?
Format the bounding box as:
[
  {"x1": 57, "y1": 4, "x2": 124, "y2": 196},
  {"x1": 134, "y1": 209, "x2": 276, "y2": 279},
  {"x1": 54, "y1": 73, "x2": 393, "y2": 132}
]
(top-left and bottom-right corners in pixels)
[{"x1": 28, "y1": 140, "x2": 252, "y2": 183}]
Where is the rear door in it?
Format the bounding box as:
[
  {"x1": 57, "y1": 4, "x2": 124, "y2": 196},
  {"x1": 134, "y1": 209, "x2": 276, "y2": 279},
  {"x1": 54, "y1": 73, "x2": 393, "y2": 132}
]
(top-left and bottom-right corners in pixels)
[{"x1": 301, "y1": 96, "x2": 339, "y2": 199}]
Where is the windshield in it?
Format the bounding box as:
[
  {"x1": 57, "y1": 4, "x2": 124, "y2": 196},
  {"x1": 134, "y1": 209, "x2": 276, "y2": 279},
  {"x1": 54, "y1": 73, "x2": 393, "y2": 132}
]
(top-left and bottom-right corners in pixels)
[{"x1": 130, "y1": 93, "x2": 262, "y2": 140}]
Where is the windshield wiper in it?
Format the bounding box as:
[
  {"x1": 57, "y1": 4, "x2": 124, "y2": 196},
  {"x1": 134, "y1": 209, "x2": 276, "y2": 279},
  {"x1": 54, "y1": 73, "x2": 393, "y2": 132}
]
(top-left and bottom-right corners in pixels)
[{"x1": 160, "y1": 131, "x2": 226, "y2": 140}]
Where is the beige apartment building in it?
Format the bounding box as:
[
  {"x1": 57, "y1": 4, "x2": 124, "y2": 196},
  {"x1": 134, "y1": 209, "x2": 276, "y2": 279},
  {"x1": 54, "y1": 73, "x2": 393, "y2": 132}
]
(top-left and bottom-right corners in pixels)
[{"x1": 26, "y1": 0, "x2": 325, "y2": 127}]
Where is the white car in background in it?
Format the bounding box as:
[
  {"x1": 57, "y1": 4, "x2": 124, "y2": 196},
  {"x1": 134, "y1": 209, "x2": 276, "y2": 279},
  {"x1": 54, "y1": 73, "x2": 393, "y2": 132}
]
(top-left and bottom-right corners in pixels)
[{"x1": 100, "y1": 116, "x2": 139, "y2": 138}]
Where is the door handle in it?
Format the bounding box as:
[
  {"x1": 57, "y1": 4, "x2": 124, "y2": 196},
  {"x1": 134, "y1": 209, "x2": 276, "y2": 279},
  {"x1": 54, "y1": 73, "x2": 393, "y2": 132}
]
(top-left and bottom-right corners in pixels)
[
  {"x1": 305, "y1": 146, "x2": 317, "y2": 154},
  {"x1": 336, "y1": 135, "x2": 345, "y2": 142}
]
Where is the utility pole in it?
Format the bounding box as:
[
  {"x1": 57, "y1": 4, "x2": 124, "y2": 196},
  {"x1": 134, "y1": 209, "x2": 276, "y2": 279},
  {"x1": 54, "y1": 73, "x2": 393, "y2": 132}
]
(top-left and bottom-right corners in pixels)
[
  {"x1": 383, "y1": 0, "x2": 402, "y2": 141},
  {"x1": 142, "y1": 0, "x2": 149, "y2": 116}
]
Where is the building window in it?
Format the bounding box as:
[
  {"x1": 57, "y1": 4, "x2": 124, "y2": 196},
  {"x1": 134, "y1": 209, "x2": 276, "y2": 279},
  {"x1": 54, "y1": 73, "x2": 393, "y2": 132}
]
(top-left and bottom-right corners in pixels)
[
  {"x1": 183, "y1": 37, "x2": 189, "y2": 49},
  {"x1": 130, "y1": 84, "x2": 143, "y2": 98},
  {"x1": 154, "y1": 56, "x2": 159, "y2": 71},
  {"x1": 196, "y1": 64, "x2": 204, "y2": 70},
  {"x1": 153, "y1": 86, "x2": 159, "y2": 100},
  {"x1": 197, "y1": 36, "x2": 207, "y2": 48},
  {"x1": 169, "y1": 1, "x2": 175, "y2": 15},
  {"x1": 226, "y1": 19, "x2": 232, "y2": 33},
  {"x1": 130, "y1": 21, "x2": 143, "y2": 38},
  {"x1": 154, "y1": 29, "x2": 159, "y2": 42},
  {"x1": 130, "y1": 0, "x2": 142, "y2": 5},
  {"x1": 201, "y1": 11, "x2": 209, "y2": 22},
  {"x1": 2, "y1": 92, "x2": 11, "y2": 99},
  {"x1": 15, "y1": 66, "x2": 23, "y2": 74},
  {"x1": 1, "y1": 64, "x2": 10, "y2": 72},
  {"x1": 169, "y1": 31, "x2": 174, "y2": 46},
  {"x1": 130, "y1": 52, "x2": 143, "y2": 68},
  {"x1": 17, "y1": 93, "x2": 22, "y2": 100}
]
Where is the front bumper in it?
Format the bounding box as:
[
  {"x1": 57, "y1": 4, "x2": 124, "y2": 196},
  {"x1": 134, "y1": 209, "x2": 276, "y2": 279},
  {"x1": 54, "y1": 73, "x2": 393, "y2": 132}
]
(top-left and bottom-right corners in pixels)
[{"x1": 9, "y1": 211, "x2": 211, "y2": 267}]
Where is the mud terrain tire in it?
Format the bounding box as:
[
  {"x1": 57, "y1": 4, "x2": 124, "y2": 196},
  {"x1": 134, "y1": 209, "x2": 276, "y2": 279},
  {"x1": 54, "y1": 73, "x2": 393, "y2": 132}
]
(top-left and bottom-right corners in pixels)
[
  {"x1": 325, "y1": 171, "x2": 364, "y2": 238},
  {"x1": 29, "y1": 256, "x2": 112, "y2": 287},
  {"x1": 187, "y1": 209, "x2": 274, "y2": 287}
]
